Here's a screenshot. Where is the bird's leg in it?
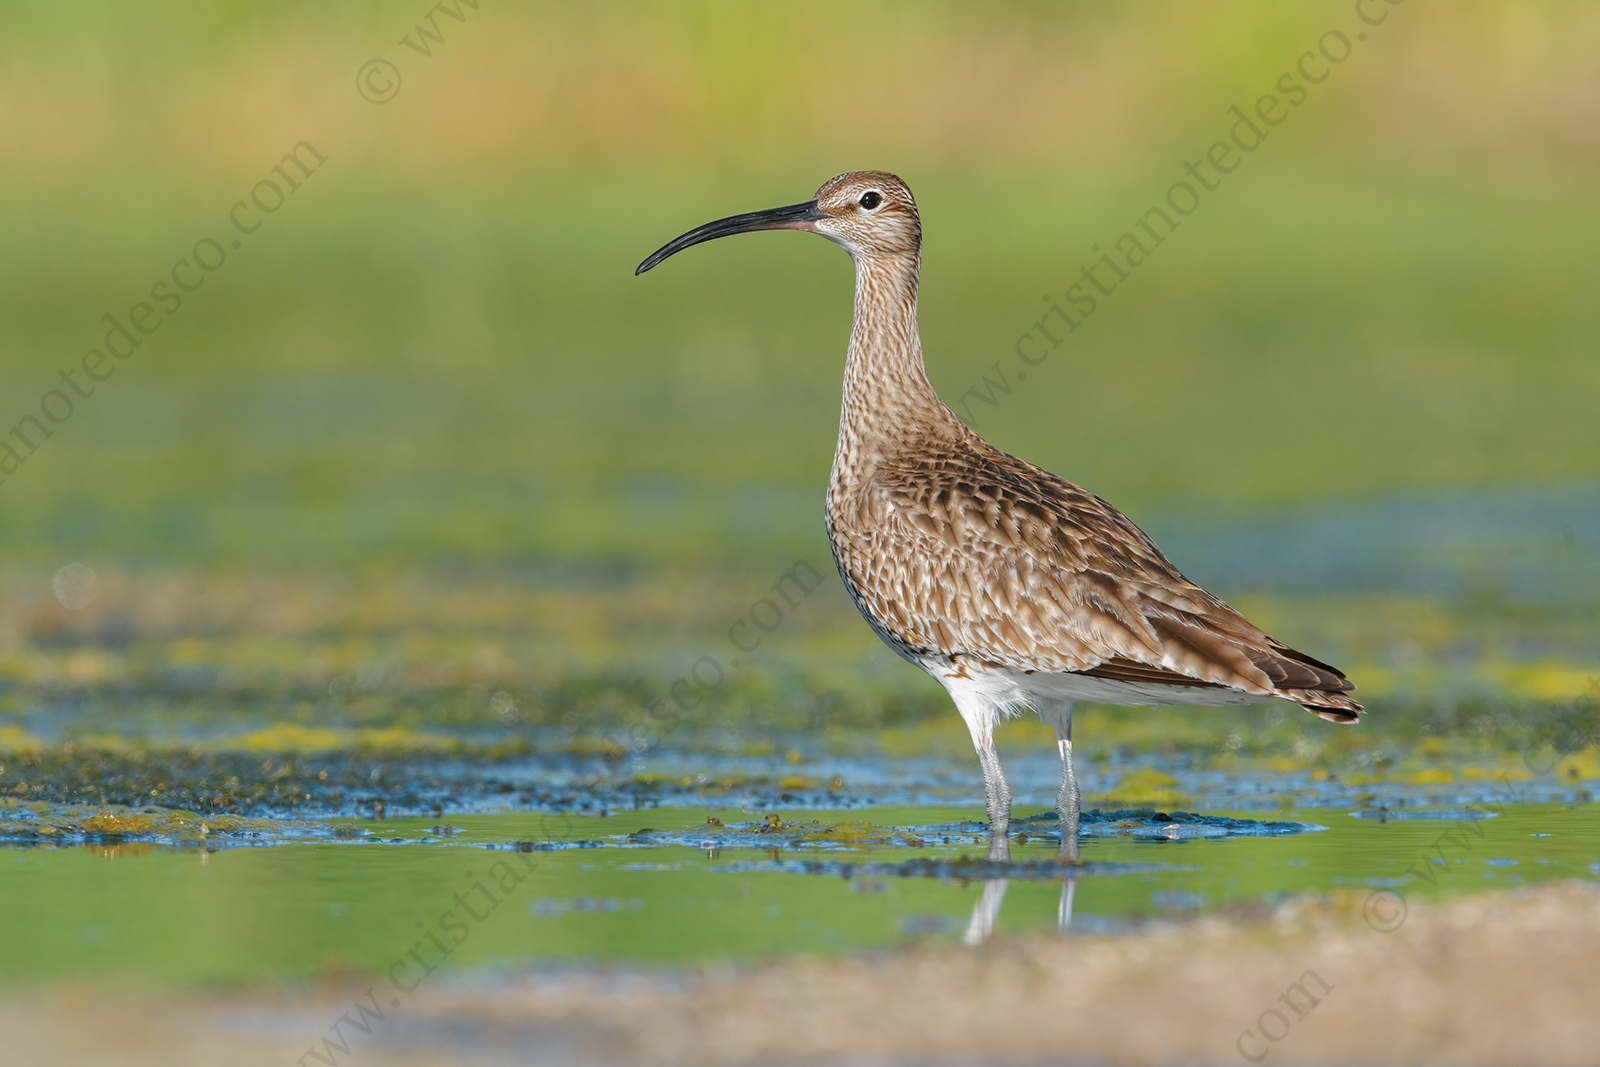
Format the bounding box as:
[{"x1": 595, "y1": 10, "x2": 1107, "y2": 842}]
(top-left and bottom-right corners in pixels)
[
  {"x1": 975, "y1": 743, "x2": 1012, "y2": 861},
  {"x1": 977, "y1": 743, "x2": 1012, "y2": 834},
  {"x1": 953, "y1": 692, "x2": 1011, "y2": 850},
  {"x1": 1057, "y1": 744, "x2": 1081, "y2": 860},
  {"x1": 1037, "y1": 700, "x2": 1081, "y2": 860},
  {"x1": 965, "y1": 740, "x2": 1010, "y2": 863},
  {"x1": 1058, "y1": 737, "x2": 1081, "y2": 861}
]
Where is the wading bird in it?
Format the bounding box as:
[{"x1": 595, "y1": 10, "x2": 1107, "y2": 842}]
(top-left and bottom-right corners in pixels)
[{"x1": 637, "y1": 171, "x2": 1360, "y2": 859}]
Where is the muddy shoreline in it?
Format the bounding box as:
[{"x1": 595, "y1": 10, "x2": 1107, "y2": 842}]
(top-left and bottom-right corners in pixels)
[{"x1": 5, "y1": 881, "x2": 1595, "y2": 1066}]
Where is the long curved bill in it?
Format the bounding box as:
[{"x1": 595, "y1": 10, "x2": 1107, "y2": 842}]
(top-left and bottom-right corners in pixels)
[{"x1": 635, "y1": 200, "x2": 824, "y2": 275}]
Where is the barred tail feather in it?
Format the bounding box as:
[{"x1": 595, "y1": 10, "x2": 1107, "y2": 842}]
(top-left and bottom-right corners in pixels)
[{"x1": 1286, "y1": 689, "x2": 1364, "y2": 724}]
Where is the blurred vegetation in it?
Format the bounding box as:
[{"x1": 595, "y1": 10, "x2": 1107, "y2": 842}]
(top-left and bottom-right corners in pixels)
[{"x1": 0, "y1": 2, "x2": 1597, "y2": 748}]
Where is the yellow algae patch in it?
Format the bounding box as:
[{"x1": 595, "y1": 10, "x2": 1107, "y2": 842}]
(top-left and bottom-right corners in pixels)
[
  {"x1": 821, "y1": 820, "x2": 882, "y2": 844},
  {"x1": 1555, "y1": 746, "x2": 1599, "y2": 782},
  {"x1": 0, "y1": 726, "x2": 45, "y2": 752},
  {"x1": 203, "y1": 723, "x2": 461, "y2": 755},
  {"x1": 219, "y1": 724, "x2": 347, "y2": 753},
  {"x1": 787, "y1": 819, "x2": 906, "y2": 849},
  {"x1": 632, "y1": 772, "x2": 692, "y2": 787},
  {"x1": 482, "y1": 738, "x2": 533, "y2": 760},
  {"x1": 777, "y1": 775, "x2": 817, "y2": 791},
  {"x1": 1409, "y1": 769, "x2": 1454, "y2": 785},
  {"x1": 995, "y1": 719, "x2": 1056, "y2": 748},
  {"x1": 1343, "y1": 772, "x2": 1383, "y2": 785},
  {"x1": 1418, "y1": 737, "x2": 1448, "y2": 757},
  {"x1": 1460, "y1": 766, "x2": 1531, "y2": 782},
  {"x1": 3, "y1": 805, "x2": 285, "y2": 842},
  {"x1": 79, "y1": 812, "x2": 156, "y2": 835},
  {"x1": 632, "y1": 772, "x2": 672, "y2": 785},
  {"x1": 1483, "y1": 663, "x2": 1600, "y2": 702},
  {"x1": 352, "y1": 727, "x2": 459, "y2": 754},
  {"x1": 1090, "y1": 767, "x2": 1191, "y2": 808},
  {"x1": 76, "y1": 734, "x2": 133, "y2": 752},
  {"x1": 1210, "y1": 753, "x2": 1312, "y2": 775},
  {"x1": 879, "y1": 719, "x2": 972, "y2": 759}
]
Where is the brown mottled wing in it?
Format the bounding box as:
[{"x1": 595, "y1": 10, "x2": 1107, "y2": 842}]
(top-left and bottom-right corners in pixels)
[{"x1": 834, "y1": 432, "x2": 1359, "y2": 716}]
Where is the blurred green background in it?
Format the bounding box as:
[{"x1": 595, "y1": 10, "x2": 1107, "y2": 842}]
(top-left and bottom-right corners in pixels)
[{"x1": 0, "y1": 1, "x2": 1597, "y2": 747}]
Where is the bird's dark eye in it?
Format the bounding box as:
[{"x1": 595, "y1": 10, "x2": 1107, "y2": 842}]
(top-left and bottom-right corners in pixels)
[{"x1": 859, "y1": 191, "x2": 882, "y2": 210}]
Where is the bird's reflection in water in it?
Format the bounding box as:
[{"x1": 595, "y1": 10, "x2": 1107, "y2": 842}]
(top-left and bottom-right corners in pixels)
[
  {"x1": 961, "y1": 876, "x2": 1080, "y2": 945},
  {"x1": 964, "y1": 828, "x2": 1011, "y2": 945},
  {"x1": 963, "y1": 877, "x2": 1008, "y2": 945},
  {"x1": 960, "y1": 877, "x2": 1078, "y2": 945},
  {"x1": 1058, "y1": 877, "x2": 1077, "y2": 935},
  {"x1": 1057, "y1": 812, "x2": 1079, "y2": 934},
  {"x1": 962, "y1": 827, "x2": 1080, "y2": 944}
]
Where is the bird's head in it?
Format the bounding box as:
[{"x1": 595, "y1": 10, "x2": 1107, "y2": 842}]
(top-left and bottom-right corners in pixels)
[{"x1": 635, "y1": 170, "x2": 920, "y2": 275}]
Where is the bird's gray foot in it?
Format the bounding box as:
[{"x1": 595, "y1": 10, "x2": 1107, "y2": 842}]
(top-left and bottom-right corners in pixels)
[
  {"x1": 954, "y1": 698, "x2": 1011, "y2": 858},
  {"x1": 985, "y1": 824, "x2": 1011, "y2": 863},
  {"x1": 976, "y1": 742, "x2": 1011, "y2": 839},
  {"x1": 1038, "y1": 700, "x2": 1081, "y2": 861},
  {"x1": 1057, "y1": 753, "x2": 1081, "y2": 861}
]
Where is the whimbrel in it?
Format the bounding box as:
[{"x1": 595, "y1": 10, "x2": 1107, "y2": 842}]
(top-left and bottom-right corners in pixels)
[{"x1": 638, "y1": 171, "x2": 1361, "y2": 858}]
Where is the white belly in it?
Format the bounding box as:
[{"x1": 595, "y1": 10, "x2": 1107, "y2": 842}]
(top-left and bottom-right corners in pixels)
[{"x1": 919, "y1": 657, "x2": 1271, "y2": 745}]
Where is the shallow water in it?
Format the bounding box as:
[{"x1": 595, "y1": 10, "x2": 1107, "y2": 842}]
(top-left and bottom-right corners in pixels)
[
  {"x1": 3, "y1": 787, "x2": 1595, "y2": 987},
  {"x1": 2, "y1": 526, "x2": 1596, "y2": 993}
]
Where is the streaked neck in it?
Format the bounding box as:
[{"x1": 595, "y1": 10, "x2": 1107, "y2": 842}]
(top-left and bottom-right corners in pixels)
[{"x1": 837, "y1": 252, "x2": 956, "y2": 467}]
